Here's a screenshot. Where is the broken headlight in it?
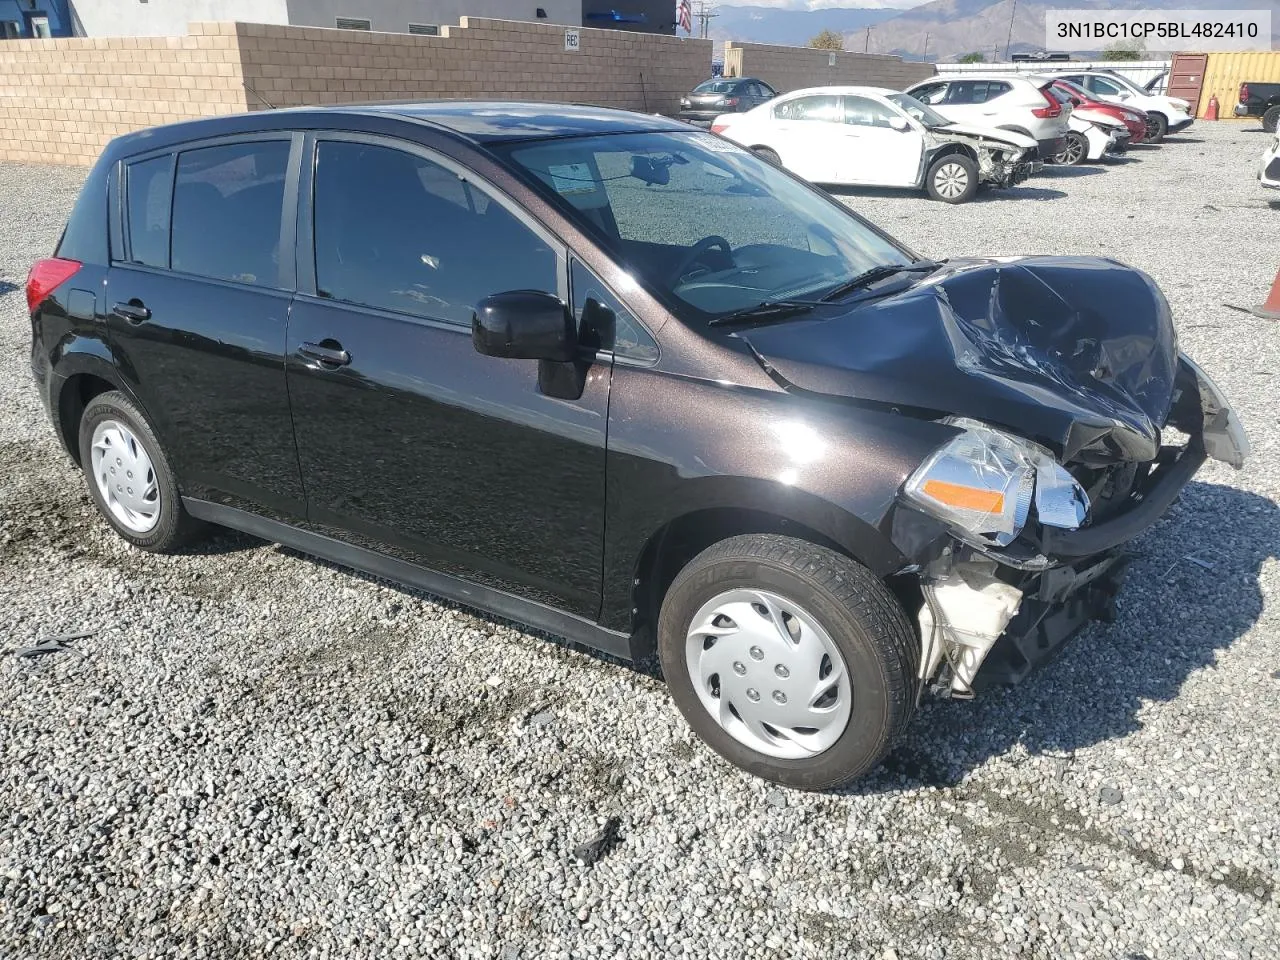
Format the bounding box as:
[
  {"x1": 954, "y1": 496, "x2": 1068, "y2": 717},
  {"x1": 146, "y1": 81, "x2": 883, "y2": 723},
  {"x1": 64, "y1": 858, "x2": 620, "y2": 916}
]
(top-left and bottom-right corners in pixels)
[{"x1": 901, "y1": 418, "x2": 1089, "y2": 548}]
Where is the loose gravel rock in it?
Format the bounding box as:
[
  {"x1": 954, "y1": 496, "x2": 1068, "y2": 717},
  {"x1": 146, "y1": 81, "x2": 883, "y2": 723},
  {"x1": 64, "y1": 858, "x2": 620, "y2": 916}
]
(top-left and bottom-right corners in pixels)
[{"x1": 2, "y1": 122, "x2": 1278, "y2": 960}]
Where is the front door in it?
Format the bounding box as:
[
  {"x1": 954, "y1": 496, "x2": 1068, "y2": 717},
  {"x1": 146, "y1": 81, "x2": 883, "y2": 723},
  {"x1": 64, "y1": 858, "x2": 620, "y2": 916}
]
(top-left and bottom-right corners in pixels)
[
  {"x1": 104, "y1": 136, "x2": 305, "y2": 520},
  {"x1": 838, "y1": 95, "x2": 923, "y2": 187},
  {"x1": 285, "y1": 135, "x2": 610, "y2": 617}
]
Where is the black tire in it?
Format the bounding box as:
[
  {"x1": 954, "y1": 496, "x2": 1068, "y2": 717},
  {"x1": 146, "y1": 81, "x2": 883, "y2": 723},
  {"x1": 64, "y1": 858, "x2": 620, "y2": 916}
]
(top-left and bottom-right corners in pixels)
[
  {"x1": 1054, "y1": 131, "x2": 1088, "y2": 166},
  {"x1": 925, "y1": 153, "x2": 979, "y2": 204},
  {"x1": 1263, "y1": 106, "x2": 1280, "y2": 134},
  {"x1": 1146, "y1": 112, "x2": 1168, "y2": 143},
  {"x1": 751, "y1": 146, "x2": 781, "y2": 165},
  {"x1": 658, "y1": 534, "x2": 919, "y2": 790},
  {"x1": 78, "y1": 390, "x2": 204, "y2": 552}
]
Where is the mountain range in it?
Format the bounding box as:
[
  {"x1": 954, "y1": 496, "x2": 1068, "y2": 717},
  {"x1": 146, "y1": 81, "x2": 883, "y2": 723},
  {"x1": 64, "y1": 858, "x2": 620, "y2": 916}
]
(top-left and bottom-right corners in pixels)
[{"x1": 711, "y1": 0, "x2": 1280, "y2": 63}]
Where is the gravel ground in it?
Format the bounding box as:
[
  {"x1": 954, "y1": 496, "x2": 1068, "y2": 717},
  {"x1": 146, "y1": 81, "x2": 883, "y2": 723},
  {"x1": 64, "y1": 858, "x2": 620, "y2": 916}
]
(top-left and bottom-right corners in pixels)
[{"x1": 2, "y1": 121, "x2": 1279, "y2": 960}]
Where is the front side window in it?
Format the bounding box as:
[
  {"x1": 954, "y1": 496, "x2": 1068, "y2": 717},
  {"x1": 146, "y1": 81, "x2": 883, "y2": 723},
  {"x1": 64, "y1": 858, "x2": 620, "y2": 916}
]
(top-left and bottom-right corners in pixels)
[
  {"x1": 501, "y1": 130, "x2": 911, "y2": 321},
  {"x1": 312, "y1": 140, "x2": 557, "y2": 325},
  {"x1": 1091, "y1": 76, "x2": 1127, "y2": 97},
  {"x1": 170, "y1": 140, "x2": 290, "y2": 287},
  {"x1": 911, "y1": 83, "x2": 947, "y2": 105},
  {"x1": 570, "y1": 259, "x2": 658, "y2": 363},
  {"x1": 124, "y1": 154, "x2": 174, "y2": 269},
  {"x1": 843, "y1": 96, "x2": 900, "y2": 129},
  {"x1": 773, "y1": 95, "x2": 841, "y2": 122}
]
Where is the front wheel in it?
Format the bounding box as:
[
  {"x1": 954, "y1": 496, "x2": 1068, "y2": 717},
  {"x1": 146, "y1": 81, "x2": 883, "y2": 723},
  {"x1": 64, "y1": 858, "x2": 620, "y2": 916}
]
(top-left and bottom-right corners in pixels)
[
  {"x1": 1054, "y1": 131, "x2": 1088, "y2": 165},
  {"x1": 658, "y1": 535, "x2": 919, "y2": 790},
  {"x1": 925, "y1": 153, "x2": 978, "y2": 203},
  {"x1": 1145, "y1": 112, "x2": 1168, "y2": 143}
]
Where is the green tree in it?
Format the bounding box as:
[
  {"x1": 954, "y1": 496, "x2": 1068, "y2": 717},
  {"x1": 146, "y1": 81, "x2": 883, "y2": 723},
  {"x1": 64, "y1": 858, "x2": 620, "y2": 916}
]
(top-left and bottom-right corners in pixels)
[
  {"x1": 957, "y1": 52, "x2": 986, "y2": 63},
  {"x1": 1101, "y1": 41, "x2": 1144, "y2": 61},
  {"x1": 808, "y1": 29, "x2": 845, "y2": 51}
]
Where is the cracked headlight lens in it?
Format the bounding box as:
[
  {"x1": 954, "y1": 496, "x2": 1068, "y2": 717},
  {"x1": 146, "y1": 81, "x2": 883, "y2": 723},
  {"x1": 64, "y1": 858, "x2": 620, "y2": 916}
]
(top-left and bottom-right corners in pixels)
[{"x1": 902, "y1": 418, "x2": 1089, "y2": 547}]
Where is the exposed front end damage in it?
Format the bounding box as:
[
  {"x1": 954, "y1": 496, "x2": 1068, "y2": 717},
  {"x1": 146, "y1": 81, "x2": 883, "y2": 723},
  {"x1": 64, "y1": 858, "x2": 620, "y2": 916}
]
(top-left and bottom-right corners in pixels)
[
  {"x1": 924, "y1": 127, "x2": 1040, "y2": 188},
  {"x1": 739, "y1": 256, "x2": 1250, "y2": 698}
]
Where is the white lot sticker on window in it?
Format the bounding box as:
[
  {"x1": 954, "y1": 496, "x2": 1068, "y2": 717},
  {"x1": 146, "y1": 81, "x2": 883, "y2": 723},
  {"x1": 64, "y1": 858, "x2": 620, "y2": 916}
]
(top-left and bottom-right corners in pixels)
[
  {"x1": 547, "y1": 163, "x2": 597, "y2": 195},
  {"x1": 689, "y1": 132, "x2": 738, "y2": 154}
]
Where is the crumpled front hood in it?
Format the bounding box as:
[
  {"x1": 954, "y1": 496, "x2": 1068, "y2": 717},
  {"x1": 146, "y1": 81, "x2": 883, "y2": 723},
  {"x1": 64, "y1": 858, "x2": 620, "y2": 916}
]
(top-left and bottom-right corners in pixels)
[
  {"x1": 933, "y1": 123, "x2": 1037, "y2": 150},
  {"x1": 742, "y1": 257, "x2": 1178, "y2": 464}
]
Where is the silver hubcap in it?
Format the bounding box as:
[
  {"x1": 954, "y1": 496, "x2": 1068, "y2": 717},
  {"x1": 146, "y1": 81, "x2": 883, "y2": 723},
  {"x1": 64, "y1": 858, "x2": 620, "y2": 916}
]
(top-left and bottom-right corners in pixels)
[
  {"x1": 90, "y1": 419, "x2": 160, "y2": 534},
  {"x1": 1060, "y1": 137, "x2": 1084, "y2": 164},
  {"x1": 934, "y1": 162, "x2": 969, "y2": 199},
  {"x1": 685, "y1": 589, "x2": 852, "y2": 760}
]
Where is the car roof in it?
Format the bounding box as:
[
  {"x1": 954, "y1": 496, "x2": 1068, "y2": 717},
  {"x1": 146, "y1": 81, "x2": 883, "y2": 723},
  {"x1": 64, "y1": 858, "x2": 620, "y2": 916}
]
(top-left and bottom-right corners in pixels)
[
  {"x1": 106, "y1": 100, "x2": 693, "y2": 157},
  {"x1": 777, "y1": 85, "x2": 898, "y2": 97},
  {"x1": 931, "y1": 73, "x2": 1040, "y2": 84}
]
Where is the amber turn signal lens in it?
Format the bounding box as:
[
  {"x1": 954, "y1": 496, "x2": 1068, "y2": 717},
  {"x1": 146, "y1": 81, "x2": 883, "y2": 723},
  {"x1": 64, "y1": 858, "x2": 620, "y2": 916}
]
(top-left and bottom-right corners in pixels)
[{"x1": 921, "y1": 479, "x2": 1005, "y2": 515}]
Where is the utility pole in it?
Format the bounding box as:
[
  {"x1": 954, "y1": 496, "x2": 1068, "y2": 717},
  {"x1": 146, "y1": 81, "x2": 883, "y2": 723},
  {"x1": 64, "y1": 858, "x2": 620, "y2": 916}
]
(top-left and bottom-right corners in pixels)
[
  {"x1": 693, "y1": 2, "x2": 718, "y2": 40},
  {"x1": 1004, "y1": 0, "x2": 1017, "y2": 60},
  {"x1": 922, "y1": 31, "x2": 930, "y2": 61},
  {"x1": 864, "y1": 26, "x2": 872, "y2": 52}
]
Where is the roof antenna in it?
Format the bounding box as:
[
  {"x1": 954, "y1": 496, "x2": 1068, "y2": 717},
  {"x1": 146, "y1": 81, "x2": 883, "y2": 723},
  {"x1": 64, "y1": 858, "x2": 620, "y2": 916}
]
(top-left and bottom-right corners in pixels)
[{"x1": 242, "y1": 80, "x2": 276, "y2": 110}]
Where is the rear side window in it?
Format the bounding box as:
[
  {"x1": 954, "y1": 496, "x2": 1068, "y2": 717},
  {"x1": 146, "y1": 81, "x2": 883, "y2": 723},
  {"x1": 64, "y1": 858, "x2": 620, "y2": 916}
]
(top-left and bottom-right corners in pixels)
[
  {"x1": 124, "y1": 155, "x2": 174, "y2": 269},
  {"x1": 312, "y1": 140, "x2": 557, "y2": 325},
  {"x1": 948, "y1": 81, "x2": 1009, "y2": 105},
  {"x1": 170, "y1": 141, "x2": 290, "y2": 287}
]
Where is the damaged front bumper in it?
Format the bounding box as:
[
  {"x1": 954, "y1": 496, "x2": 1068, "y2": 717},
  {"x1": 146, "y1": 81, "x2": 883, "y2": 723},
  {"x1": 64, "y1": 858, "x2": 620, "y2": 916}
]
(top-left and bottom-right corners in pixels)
[
  {"x1": 897, "y1": 355, "x2": 1248, "y2": 698},
  {"x1": 981, "y1": 153, "x2": 1038, "y2": 188}
]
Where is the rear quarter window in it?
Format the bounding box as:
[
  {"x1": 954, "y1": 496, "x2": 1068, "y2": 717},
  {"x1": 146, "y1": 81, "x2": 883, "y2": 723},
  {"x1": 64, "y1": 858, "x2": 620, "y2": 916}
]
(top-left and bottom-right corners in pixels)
[{"x1": 124, "y1": 154, "x2": 174, "y2": 269}]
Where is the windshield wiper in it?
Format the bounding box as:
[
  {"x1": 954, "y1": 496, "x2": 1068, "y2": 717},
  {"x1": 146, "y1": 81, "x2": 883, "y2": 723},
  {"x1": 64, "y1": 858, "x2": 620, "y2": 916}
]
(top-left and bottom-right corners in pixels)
[
  {"x1": 821, "y1": 259, "x2": 943, "y2": 302},
  {"x1": 707, "y1": 300, "x2": 817, "y2": 328}
]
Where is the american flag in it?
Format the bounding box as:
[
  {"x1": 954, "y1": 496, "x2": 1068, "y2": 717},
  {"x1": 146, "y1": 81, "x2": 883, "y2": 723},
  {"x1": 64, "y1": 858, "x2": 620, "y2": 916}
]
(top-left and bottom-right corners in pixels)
[{"x1": 677, "y1": 0, "x2": 692, "y2": 34}]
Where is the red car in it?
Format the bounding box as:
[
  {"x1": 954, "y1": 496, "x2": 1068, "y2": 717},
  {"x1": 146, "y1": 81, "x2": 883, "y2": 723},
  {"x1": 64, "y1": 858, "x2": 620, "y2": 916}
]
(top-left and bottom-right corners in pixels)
[{"x1": 1049, "y1": 79, "x2": 1148, "y2": 144}]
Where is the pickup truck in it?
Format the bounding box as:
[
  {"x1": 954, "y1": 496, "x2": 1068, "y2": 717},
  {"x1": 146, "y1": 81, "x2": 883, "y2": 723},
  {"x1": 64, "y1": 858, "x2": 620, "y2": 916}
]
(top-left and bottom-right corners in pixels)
[{"x1": 1235, "y1": 82, "x2": 1280, "y2": 133}]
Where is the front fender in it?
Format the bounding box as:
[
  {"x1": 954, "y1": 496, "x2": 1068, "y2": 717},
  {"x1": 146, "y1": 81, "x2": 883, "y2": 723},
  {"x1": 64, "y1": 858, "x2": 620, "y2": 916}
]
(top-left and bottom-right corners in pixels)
[{"x1": 600, "y1": 365, "x2": 952, "y2": 631}]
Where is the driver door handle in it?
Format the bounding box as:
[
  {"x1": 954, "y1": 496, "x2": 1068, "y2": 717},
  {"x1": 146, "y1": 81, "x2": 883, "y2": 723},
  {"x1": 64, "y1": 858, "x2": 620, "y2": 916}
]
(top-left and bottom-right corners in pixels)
[
  {"x1": 112, "y1": 301, "x2": 151, "y2": 324},
  {"x1": 298, "y1": 341, "x2": 351, "y2": 366}
]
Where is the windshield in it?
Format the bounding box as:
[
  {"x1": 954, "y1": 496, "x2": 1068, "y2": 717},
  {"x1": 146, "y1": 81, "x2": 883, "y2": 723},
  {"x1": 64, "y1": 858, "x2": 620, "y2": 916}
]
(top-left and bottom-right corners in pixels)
[
  {"x1": 692, "y1": 80, "x2": 738, "y2": 95},
  {"x1": 499, "y1": 131, "x2": 911, "y2": 321},
  {"x1": 885, "y1": 93, "x2": 949, "y2": 128}
]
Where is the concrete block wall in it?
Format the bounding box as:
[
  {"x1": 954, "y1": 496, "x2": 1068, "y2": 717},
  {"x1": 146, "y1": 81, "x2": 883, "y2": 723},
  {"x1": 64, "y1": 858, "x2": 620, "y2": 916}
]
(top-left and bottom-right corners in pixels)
[
  {"x1": 0, "y1": 27, "x2": 249, "y2": 165},
  {"x1": 724, "y1": 41, "x2": 935, "y2": 94},
  {"x1": 233, "y1": 17, "x2": 711, "y2": 116}
]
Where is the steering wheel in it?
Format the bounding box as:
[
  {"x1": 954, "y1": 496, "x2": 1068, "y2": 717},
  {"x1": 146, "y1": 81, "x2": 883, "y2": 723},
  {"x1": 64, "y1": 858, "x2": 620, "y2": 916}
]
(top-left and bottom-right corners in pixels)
[{"x1": 669, "y1": 236, "x2": 734, "y2": 286}]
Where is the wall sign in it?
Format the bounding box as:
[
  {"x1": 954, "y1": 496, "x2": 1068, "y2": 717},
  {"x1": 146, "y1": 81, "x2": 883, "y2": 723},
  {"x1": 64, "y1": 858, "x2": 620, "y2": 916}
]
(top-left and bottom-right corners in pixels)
[{"x1": 565, "y1": 28, "x2": 581, "y2": 52}]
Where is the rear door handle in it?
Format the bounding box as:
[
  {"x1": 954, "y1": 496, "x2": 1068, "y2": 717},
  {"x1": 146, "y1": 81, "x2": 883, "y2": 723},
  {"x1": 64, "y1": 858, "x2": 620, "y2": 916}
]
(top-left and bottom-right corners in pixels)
[
  {"x1": 298, "y1": 341, "x2": 351, "y2": 366},
  {"x1": 112, "y1": 301, "x2": 151, "y2": 324}
]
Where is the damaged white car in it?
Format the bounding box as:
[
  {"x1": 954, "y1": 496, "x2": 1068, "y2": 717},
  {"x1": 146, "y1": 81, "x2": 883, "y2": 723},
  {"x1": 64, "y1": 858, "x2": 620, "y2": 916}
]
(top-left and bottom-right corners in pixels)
[{"x1": 711, "y1": 85, "x2": 1041, "y2": 203}]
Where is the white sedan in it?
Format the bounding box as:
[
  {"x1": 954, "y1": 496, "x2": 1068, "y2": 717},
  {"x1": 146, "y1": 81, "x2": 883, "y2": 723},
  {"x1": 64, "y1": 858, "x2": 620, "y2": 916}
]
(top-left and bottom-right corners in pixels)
[
  {"x1": 711, "y1": 85, "x2": 1039, "y2": 204},
  {"x1": 1262, "y1": 134, "x2": 1280, "y2": 191}
]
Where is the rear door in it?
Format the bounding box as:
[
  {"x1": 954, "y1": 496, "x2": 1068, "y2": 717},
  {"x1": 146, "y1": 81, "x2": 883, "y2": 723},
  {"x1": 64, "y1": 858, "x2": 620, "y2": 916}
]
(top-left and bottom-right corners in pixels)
[
  {"x1": 768, "y1": 94, "x2": 846, "y2": 182},
  {"x1": 285, "y1": 134, "x2": 611, "y2": 618},
  {"x1": 104, "y1": 134, "x2": 305, "y2": 520}
]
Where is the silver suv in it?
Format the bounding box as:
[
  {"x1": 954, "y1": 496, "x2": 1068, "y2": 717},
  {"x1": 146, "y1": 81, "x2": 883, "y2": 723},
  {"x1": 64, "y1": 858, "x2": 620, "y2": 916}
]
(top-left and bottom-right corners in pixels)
[{"x1": 906, "y1": 74, "x2": 1071, "y2": 160}]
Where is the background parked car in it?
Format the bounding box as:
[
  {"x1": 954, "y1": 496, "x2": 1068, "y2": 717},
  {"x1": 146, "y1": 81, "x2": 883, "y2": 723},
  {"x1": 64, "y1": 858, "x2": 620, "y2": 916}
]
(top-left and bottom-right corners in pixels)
[
  {"x1": 680, "y1": 77, "x2": 776, "y2": 124},
  {"x1": 1262, "y1": 133, "x2": 1280, "y2": 189},
  {"x1": 1043, "y1": 83, "x2": 1131, "y2": 164},
  {"x1": 905, "y1": 74, "x2": 1070, "y2": 162},
  {"x1": 1049, "y1": 79, "x2": 1148, "y2": 145},
  {"x1": 1051, "y1": 70, "x2": 1193, "y2": 142},
  {"x1": 1235, "y1": 82, "x2": 1280, "y2": 133},
  {"x1": 713, "y1": 86, "x2": 1039, "y2": 203}
]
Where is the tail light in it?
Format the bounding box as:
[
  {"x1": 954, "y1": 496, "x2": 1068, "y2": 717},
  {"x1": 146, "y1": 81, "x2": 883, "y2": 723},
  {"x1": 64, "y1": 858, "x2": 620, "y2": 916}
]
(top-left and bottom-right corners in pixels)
[
  {"x1": 723, "y1": 97, "x2": 739, "y2": 107},
  {"x1": 1239, "y1": 83, "x2": 1249, "y2": 104},
  {"x1": 1031, "y1": 88, "x2": 1062, "y2": 118},
  {"x1": 710, "y1": 123, "x2": 728, "y2": 134},
  {"x1": 25, "y1": 257, "x2": 81, "y2": 314}
]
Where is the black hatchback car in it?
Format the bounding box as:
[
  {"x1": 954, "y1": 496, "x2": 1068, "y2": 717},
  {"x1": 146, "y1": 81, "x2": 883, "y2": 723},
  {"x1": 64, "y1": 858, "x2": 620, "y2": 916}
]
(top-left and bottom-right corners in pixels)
[
  {"x1": 29, "y1": 102, "x2": 1248, "y2": 790},
  {"x1": 679, "y1": 77, "x2": 777, "y2": 123}
]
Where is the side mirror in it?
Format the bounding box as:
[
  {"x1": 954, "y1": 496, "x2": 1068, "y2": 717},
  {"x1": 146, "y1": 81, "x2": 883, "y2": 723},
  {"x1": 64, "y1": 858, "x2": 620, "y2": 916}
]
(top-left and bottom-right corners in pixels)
[
  {"x1": 1069, "y1": 96, "x2": 1082, "y2": 106},
  {"x1": 888, "y1": 116, "x2": 909, "y2": 131},
  {"x1": 472, "y1": 291, "x2": 576, "y2": 362}
]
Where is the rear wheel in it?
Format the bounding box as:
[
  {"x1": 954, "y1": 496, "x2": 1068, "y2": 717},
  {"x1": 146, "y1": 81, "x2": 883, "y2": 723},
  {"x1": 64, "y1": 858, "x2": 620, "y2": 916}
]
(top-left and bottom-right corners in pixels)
[
  {"x1": 658, "y1": 535, "x2": 919, "y2": 790},
  {"x1": 1145, "y1": 112, "x2": 1168, "y2": 143},
  {"x1": 751, "y1": 146, "x2": 781, "y2": 165},
  {"x1": 1054, "y1": 131, "x2": 1088, "y2": 165},
  {"x1": 925, "y1": 153, "x2": 978, "y2": 204},
  {"x1": 78, "y1": 391, "x2": 204, "y2": 552},
  {"x1": 1263, "y1": 106, "x2": 1280, "y2": 134}
]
